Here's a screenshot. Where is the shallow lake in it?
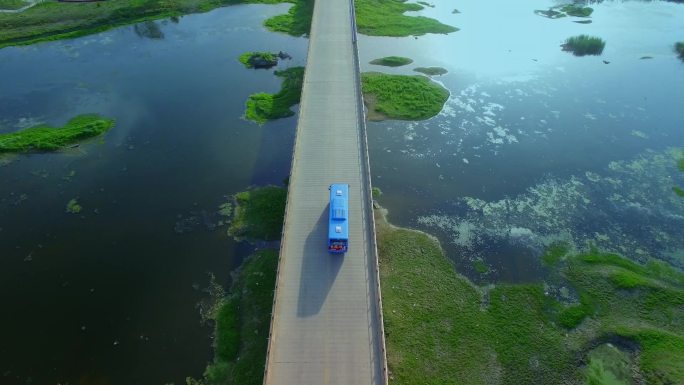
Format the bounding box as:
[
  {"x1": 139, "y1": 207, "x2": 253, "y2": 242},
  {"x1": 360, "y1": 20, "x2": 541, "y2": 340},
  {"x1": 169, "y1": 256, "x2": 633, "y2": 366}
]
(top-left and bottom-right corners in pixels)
[
  {"x1": 0, "y1": 4, "x2": 306, "y2": 384},
  {"x1": 360, "y1": 0, "x2": 684, "y2": 282}
]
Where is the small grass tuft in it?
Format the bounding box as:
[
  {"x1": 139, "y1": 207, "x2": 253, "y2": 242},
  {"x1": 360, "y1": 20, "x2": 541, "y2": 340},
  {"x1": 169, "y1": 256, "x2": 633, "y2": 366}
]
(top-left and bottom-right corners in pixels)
[
  {"x1": 675, "y1": 42, "x2": 684, "y2": 59},
  {"x1": 473, "y1": 259, "x2": 489, "y2": 274},
  {"x1": 66, "y1": 198, "x2": 82, "y2": 214},
  {"x1": 560, "y1": 4, "x2": 593, "y2": 17},
  {"x1": 542, "y1": 241, "x2": 570, "y2": 266},
  {"x1": 562, "y1": 35, "x2": 606, "y2": 56},
  {"x1": 239, "y1": 52, "x2": 278, "y2": 69}
]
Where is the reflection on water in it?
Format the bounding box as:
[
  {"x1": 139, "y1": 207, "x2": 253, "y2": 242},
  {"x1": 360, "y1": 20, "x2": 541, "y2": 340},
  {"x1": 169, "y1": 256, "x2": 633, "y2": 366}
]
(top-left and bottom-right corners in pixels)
[
  {"x1": 0, "y1": 4, "x2": 305, "y2": 385},
  {"x1": 361, "y1": 0, "x2": 684, "y2": 281}
]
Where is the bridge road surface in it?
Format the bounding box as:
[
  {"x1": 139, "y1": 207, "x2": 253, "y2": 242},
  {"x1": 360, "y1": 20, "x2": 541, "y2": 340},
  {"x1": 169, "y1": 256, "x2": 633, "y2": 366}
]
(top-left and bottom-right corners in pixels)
[{"x1": 262, "y1": 0, "x2": 386, "y2": 384}]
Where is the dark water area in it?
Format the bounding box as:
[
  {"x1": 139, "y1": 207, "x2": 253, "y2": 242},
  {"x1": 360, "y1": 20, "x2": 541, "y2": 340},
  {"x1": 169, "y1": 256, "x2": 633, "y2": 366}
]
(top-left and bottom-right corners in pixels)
[
  {"x1": 360, "y1": 0, "x2": 684, "y2": 282},
  {"x1": 0, "y1": 4, "x2": 305, "y2": 384}
]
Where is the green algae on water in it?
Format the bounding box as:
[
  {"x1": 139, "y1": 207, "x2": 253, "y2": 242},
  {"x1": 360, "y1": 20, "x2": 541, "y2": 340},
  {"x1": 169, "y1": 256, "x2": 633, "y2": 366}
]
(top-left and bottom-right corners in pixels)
[
  {"x1": 238, "y1": 52, "x2": 278, "y2": 69},
  {"x1": 369, "y1": 56, "x2": 413, "y2": 67},
  {"x1": 361, "y1": 72, "x2": 449, "y2": 121},
  {"x1": 0, "y1": 114, "x2": 114, "y2": 153}
]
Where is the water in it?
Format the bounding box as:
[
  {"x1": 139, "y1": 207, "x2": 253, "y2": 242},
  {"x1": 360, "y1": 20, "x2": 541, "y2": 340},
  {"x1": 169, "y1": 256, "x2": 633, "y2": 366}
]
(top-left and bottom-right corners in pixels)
[
  {"x1": 359, "y1": 0, "x2": 684, "y2": 282},
  {"x1": 0, "y1": 4, "x2": 306, "y2": 384}
]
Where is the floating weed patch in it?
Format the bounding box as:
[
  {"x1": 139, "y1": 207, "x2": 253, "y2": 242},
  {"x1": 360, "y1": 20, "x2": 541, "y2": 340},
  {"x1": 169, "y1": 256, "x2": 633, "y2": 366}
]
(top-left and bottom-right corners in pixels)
[
  {"x1": 228, "y1": 186, "x2": 286, "y2": 241},
  {"x1": 473, "y1": 259, "x2": 489, "y2": 274},
  {"x1": 245, "y1": 66, "x2": 304, "y2": 124},
  {"x1": 542, "y1": 241, "x2": 570, "y2": 266},
  {"x1": 66, "y1": 198, "x2": 82, "y2": 214},
  {"x1": 369, "y1": 56, "x2": 413, "y2": 67},
  {"x1": 562, "y1": 35, "x2": 606, "y2": 56},
  {"x1": 361, "y1": 72, "x2": 449, "y2": 121},
  {"x1": 0, "y1": 114, "x2": 114, "y2": 153},
  {"x1": 413, "y1": 66, "x2": 447, "y2": 76},
  {"x1": 263, "y1": 0, "x2": 313, "y2": 37},
  {"x1": 585, "y1": 344, "x2": 634, "y2": 385},
  {"x1": 355, "y1": 0, "x2": 457, "y2": 37}
]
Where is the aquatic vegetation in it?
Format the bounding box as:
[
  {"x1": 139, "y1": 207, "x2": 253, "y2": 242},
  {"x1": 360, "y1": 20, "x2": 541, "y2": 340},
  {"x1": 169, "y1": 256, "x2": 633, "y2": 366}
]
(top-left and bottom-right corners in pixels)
[
  {"x1": 263, "y1": 0, "x2": 313, "y2": 37},
  {"x1": 535, "y1": 4, "x2": 592, "y2": 19},
  {"x1": 355, "y1": 0, "x2": 457, "y2": 37},
  {"x1": 675, "y1": 42, "x2": 684, "y2": 59},
  {"x1": 0, "y1": 0, "x2": 26, "y2": 10},
  {"x1": 369, "y1": 56, "x2": 413, "y2": 67},
  {"x1": 228, "y1": 186, "x2": 286, "y2": 240},
  {"x1": 562, "y1": 35, "x2": 606, "y2": 56},
  {"x1": 452, "y1": 8, "x2": 460, "y2": 14},
  {"x1": 542, "y1": 241, "x2": 570, "y2": 266},
  {"x1": 187, "y1": 250, "x2": 278, "y2": 385},
  {"x1": 66, "y1": 199, "x2": 82, "y2": 214},
  {"x1": 413, "y1": 66, "x2": 448, "y2": 76},
  {"x1": 673, "y1": 156, "x2": 684, "y2": 197},
  {"x1": 377, "y1": 207, "x2": 684, "y2": 385},
  {"x1": 372, "y1": 186, "x2": 382, "y2": 199},
  {"x1": 0, "y1": 114, "x2": 114, "y2": 153},
  {"x1": 361, "y1": 72, "x2": 449, "y2": 121},
  {"x1": 560, "y1": 4, "x2": 593, "y2": 17},
  {"x1": 585, "y1": 344, "x2": 634, "y2": 385},
  {"x1": 239, "y1": 51, "x2": 278, "y2": 69},
  {"x1": 419, "y1": 149, "x2": 684, "y2": 268},
  {"x1": 473, "y1": 259, "x2": 489, "y2": 273},
  {"x1": 218, "y1": 202, "x2": 233, "y2": 217},
  {"x1": 133, "y1": 21, "x2": 164, "y2": 39},
  {"x1": 0, "y1": 0, "x2": 311, "y2": 48},
  {"x1": 245, "y1": 67, "x2": 304, "y2": 124},
  {"x1": 416, "y1": 1, "x2": 434, "y2": 8}
]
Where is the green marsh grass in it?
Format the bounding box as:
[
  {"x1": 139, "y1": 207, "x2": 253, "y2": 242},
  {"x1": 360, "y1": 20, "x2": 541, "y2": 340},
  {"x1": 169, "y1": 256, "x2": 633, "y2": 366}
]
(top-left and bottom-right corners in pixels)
[
  {"x1": 354, "y1": 0, "x2": 457, "y2": 37},
  {"x1": 228, "y1": 186, "x2": 286, "y2": 240},
  {"x1": 245, "y1": 66, "x2": 304, "y2": 124},
  {"x1": 369, "y1": 56, "x2": 413, "y2": 67},
  {"x1": 65, "y1": 198, "x2": 82, "y2": 214},
  {"x1": 375, "y1": 206, "x2": 684, "y2": 385},
  {"x1": 677, "y1": 42, "x2": 684, "y2": 59},
  {"x1": 0, "y1": 0, "x2": 26, "y2": 10},
  {"x1": 560, "y1": 4, "x2": 593, "y2": 17},
  {"x1": 239, "y1": 51, "x2": 277, "y2": 68},
  {"x1": 0, "y1": 0, "x2": 309, "y2": 49},
  {"x1": 562, "y1": 35, "x2": 606, "y2": 56},
  {"x1": 413, "y1": 66, "x2": 447, "y2": 76},
  {"x1": 187, "y1": 250, "x2": 278, "y2": 385},
  {"x1": 0, "y1": 114, "x2": 114, "y2": 153},
  {"x1": 361, "y1": 72, "x2": 449, "y2": 121}
]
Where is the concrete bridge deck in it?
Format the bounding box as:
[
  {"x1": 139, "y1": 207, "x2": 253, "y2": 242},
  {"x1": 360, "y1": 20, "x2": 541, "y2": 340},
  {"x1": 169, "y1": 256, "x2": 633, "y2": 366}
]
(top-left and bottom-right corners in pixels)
[{"x1": 262, "y1": 0, "x2": 387, "y2": 384}]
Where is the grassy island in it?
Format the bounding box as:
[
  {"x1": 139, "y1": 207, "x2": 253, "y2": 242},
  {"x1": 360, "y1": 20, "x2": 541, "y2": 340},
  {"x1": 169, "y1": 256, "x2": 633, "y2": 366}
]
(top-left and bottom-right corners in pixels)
[
  {"x1": 0, "y1": 0, "x2": 312, "y2": 49},
  {"x1": 245, "y1": 66, "x2": 304, "y2": 124},
  {"x1": 239, "y1": 52, "x2": 278, "y2": 69},
  {"x1": 413, "y1": 66, "x2": 447, "y2": 76},
  {"x1": 676, "y1": 42, "x2": 684, "y2": 60},
  {"x1": 375, "y1": 207, "x2": 684, "y2": 385},
  {"x1": 562, "y1": 34, "x2": 605, "y2": 56},
  {"x1": 361, "y1": 72, "x2": 449, "y2": 121},
  {"x1": 0, "y1": 114, "x2": 114, "y2": 153},
  {"x1": 369, "y1": 56, "x2": 413, "y2": 67},
  {"x1": 354, "y1": 0, "x2": 457, "y2": 37}
]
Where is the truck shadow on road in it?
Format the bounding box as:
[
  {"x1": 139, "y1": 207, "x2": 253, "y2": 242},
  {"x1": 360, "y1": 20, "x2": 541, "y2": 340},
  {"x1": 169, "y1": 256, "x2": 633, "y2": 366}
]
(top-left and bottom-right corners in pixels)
[{"x1": 297, "y1": 205, "x2": 343, "y2": 317}]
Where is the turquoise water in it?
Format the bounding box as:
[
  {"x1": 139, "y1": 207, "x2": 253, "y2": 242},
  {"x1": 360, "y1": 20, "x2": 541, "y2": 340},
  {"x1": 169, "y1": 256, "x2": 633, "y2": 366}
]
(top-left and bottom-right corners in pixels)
[{"x1": 360, "y1": 0, "x2": 684, "y2": 281}]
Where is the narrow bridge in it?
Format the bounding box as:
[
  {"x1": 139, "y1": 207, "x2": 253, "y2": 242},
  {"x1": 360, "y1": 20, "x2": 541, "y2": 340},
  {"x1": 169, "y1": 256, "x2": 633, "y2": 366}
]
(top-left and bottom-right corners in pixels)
[{"x1": 262, "y1": 0, "x2": 387, "y2": 383}]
